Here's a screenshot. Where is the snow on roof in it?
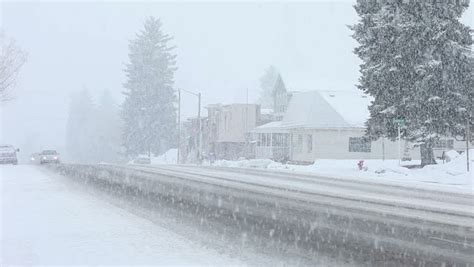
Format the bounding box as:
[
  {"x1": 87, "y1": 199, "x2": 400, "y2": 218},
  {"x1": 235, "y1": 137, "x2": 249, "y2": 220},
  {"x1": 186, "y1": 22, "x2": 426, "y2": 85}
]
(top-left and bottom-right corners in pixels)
[
  {"x1": 281, "y1": 90, "x2": 371, "y2": 129},
  {"x1": 251, "y1": 121, "x2": 288, "y2": 133},
  {"x1": 0, "y1": 145, "x2": 15, "y2": 152},
  {"x1": 319, "y1": 90, "x2": 371, "y2": 127}
]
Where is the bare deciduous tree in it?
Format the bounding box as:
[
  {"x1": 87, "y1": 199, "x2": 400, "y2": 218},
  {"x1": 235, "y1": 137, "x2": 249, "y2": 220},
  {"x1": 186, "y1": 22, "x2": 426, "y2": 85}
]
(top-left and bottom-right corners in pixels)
[{"x1": 0, "y1": 32, "x2": 27, "y2": 102}]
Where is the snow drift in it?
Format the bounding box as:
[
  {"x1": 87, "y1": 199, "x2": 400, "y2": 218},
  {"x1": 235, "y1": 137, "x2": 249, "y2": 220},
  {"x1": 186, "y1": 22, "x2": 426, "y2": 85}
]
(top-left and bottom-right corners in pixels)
[{"x1": 214, "y1": 149, "x2": 473, "y2": 190}]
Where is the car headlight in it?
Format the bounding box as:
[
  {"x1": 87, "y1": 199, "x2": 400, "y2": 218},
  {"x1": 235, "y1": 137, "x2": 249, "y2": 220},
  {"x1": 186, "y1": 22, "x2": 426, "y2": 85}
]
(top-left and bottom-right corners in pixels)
[
  {"x1": 31, "y1": 157, "x2": 35, "y2": 160},
  {"x1": 42, "y1": 156, "x2": 47, "y2": 160}
]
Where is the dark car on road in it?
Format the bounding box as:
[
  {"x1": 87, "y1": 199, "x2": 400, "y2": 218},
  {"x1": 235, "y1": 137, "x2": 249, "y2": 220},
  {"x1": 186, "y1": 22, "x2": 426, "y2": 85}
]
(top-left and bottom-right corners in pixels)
[
  {"x1": 0, "y1": 145, "x2": 19, "y2": 165},
  {"x1": 39, "y1": 150, "x2": 61, "y2": 164}
]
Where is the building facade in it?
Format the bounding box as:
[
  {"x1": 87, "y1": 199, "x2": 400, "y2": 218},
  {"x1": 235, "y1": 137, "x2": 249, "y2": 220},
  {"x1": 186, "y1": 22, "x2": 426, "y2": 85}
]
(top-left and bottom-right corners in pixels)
[
  {"x1": 179, "y1": 116, "x2": 209, "y2": 163},
  {"x1": 206, "y1": 103, "x2": 260, "y2": 160},
  {"x1": 253, "y1": 91, "x2": 424, "y2": 163}
]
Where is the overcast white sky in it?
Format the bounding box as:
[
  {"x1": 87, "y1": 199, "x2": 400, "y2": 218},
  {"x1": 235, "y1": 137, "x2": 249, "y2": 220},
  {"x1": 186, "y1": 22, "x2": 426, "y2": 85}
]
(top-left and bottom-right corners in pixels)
[{"x1": 0, "y1": 1, "x2": 472, "y2": 153}]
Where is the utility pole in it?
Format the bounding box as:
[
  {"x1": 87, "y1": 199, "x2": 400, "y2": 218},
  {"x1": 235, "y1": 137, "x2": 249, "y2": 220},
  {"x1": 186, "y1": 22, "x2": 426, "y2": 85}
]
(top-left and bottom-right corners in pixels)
[
  {"x1": 245, "y1": 88, "x2": 249, "y2": 158},
  {"x1": 393, "y1": 118, "x2": 405, "y2": 166},
  {"x1": 467, "y1": 114, "x2": 471, "y2": 172},
  {"x1": 177, "y1": 89, "x2": 181, "y2": 164},
  {"x1": 382, "y1": 136, "x2": 385, "y2": 162},
  {"x1": 398, "y1": 125, "x2": 401, "y2": 166},
  {"x1": 179, "y1": 89, "x2": 202, "y2": 165},
  {"x1": 197, "y1": 92, "x2": 202, "y2": 165}
]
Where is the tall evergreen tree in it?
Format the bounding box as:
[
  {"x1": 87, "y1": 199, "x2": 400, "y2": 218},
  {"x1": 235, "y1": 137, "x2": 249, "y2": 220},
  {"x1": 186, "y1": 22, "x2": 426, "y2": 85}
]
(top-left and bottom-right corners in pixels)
[
  {"x1": 122, "y1": 17, "x2": 177, "y2": 157},
  {"x1": 0, "y1": 32, "x2": 27, "y2": 102},
  {"x1": 259, "y1": 66, "x2": 279, "y2": 109},
  {"x1": 272, "y1": 74, "x2": 288, "y2": 111},
  {"x1": 351, "y1": 0, "x2": 473, "y2": 166},
  {"x1": 94, "y1": 90, "x2": 122, "y2": 163},
  {"x1": 65, "y1": 88, "x2": 96, "y2": 163}
]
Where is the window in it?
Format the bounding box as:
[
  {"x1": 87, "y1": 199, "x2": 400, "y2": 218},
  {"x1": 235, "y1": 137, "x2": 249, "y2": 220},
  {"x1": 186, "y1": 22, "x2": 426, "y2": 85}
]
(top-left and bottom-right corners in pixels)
[
  {"x1": 349, "y1": 137, "x2": 371, "y2": 152},
  {"x1": 271, "y1": 133, "x2": 289, "y2": 147},
  {"x1": 272, "y1": 134, "x2": 281, "y2": 147},
  {"x1": 307, "y1": 134, "x2": 313, "y2": 153},
  {"x1": 272, "y1": 134, "x2": 278, "y2": 147},
  {"x1": 434, "y1": 139, "x2": 454, "y2": 150},
  {"x1": 262, "y1": 133, "x2": 271, "y2": 147},
  {"x1": 295, "y1": 134, "x2": 303, "y2": 153},
  {"x1": 224, "y1": 115, "x2": 228, "y2": 133}
]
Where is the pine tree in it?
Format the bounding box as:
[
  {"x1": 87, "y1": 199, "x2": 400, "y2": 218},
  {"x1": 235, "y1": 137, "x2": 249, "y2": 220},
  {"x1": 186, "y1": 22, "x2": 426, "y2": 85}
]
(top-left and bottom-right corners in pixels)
[
  {"x1": 351, "y1": 0, "x2": 473, "y2": 166},
  {"x1": 259, "y1": 66, "x2": 279, "y2": 109},
  {"x1": 94, "y1": 90, "x2": 122, "y2": 163},
  {"x1": 0, "y1": 32, "x2": 27, "y2": 102},
  {"x1": 65, "y1": 88, "x2": 96, "y2": 163},
  {"x1": 272, "y1": 74, "x2": 287, "y2": 111},
  {"x1": 122, "y1": 17, "x2": 178, "y2": 157}
]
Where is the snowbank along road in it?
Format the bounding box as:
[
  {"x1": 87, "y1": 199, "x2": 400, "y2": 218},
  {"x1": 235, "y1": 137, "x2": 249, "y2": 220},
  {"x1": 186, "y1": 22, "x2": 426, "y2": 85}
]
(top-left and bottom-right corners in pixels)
[
  {"x1": 48, "y1": 163, "x2": 474, "y2": 266},
  {"x1": 1, "y1": 165, "x2": 249, "y2": 265}
]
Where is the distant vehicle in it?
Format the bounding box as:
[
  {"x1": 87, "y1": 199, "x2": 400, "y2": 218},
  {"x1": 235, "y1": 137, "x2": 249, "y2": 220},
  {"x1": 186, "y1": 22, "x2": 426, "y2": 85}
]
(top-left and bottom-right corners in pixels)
[
  {"x1": 39, "y1": 150, "x2": 60, "y2": 164},
  {"x1": 0, "y1": 145, "x2": 19, "y2": 165},
  {"x1": 133, "y1": 156, "x2": 151, "y2": 165},
  {"x1": 30, "y1": 153, "x2": 41, "y2": 164}
]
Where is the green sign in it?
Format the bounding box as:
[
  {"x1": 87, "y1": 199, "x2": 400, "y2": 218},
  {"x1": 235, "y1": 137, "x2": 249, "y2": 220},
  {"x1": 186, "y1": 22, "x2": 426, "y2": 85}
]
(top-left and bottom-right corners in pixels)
[{"x1": 393, "y1": 118, "x2": 405, "y2": 126}]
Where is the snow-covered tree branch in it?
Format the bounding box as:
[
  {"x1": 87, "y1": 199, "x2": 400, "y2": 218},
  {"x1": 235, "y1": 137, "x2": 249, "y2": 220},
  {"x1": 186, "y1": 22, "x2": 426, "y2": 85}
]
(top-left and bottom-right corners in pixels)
[
  {"x1": 0, "y1": 32, "x2": 27, "y2": 102},
  {"x1": 351, "y1": 0, "x2": 473, "y2": 166},
  {"x1": 258, "y1": 66, "x2": 280, "y2": 109},
  {"x1": 121, "y1": 17, "x2": 178, "y2": 157}
]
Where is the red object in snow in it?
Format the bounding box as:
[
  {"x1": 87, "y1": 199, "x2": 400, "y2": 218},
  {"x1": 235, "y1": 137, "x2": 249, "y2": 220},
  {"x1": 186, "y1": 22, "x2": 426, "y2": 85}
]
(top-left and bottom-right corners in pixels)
[{"x1": 357, "y1": 160, "x2": 364, "y2": 170}]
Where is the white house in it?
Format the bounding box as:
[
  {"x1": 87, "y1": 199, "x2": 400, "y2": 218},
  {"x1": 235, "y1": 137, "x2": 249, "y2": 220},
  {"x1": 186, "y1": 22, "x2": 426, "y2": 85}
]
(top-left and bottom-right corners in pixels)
[
  {"x1": 252, "y1": 90, "x2": 421, "y2": 163},
  {"x1": 206, "y1": 103, "x2": 260, "y2": 160}
]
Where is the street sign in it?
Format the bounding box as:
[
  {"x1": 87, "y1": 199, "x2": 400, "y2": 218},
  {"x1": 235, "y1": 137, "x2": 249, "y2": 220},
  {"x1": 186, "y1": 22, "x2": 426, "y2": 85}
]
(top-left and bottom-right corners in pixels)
[
  {"x1": 393, "y1": 118, "x2": 405, "y2": 126},
  {"x1": 393, "y1": 118, "x2": 405, "y2": 166}
]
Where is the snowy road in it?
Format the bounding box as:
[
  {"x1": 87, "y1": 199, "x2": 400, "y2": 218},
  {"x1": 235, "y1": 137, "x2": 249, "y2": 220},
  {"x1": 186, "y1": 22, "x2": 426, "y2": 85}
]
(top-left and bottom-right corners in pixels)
[
  {"x1": 48, "y1": 163, "x2": 473, "y2": 266},
  {"x1": 0, "y1": 165, "x2": 245, "y2": 265},
  {"x1": 145, "y1": 164, "x2": 474, "y2": 220}
]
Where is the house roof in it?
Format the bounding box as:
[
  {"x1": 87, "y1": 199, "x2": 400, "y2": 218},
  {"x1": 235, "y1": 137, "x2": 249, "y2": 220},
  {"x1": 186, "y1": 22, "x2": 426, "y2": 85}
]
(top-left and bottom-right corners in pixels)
[
  {"x1": 249, "y1": 90, "x2": 371, "y2": 133},
  {"x1": 251, "y1": 121, "x2": 289, "y2": 133},
  {"x1": 281, "y1": 90, "x2": 371, "y2": 129}
]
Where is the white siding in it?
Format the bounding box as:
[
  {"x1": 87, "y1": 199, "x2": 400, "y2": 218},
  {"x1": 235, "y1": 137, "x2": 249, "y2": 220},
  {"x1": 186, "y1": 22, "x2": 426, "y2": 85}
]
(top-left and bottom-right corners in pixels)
[
  {"x1": 290, "y1": 128, "x2": 421, "y2": 162},
  {"x1": 215, "y1": 104, "x2": 259, "y2": 143}
]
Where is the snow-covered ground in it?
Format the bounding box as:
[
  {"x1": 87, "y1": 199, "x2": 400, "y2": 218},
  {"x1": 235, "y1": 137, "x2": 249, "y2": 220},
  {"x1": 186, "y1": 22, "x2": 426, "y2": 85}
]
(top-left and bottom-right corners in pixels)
[
  {"x1": 126, "y1": 149, "x2": 178, "y2": 165},
  {"x1": 0, "y1": 165, "x2": 243, "y2": 265},
  {"x1": 151, "y1": 148, "x2": 178, "y2": 164},
  {"x1": 214, "y1": 150, "x2": 473, "y2": 192}
]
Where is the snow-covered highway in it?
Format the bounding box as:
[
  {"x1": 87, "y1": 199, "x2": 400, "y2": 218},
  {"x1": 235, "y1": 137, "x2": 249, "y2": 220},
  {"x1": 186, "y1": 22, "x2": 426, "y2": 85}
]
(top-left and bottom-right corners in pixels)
[
  {"x1": 146, "y1": 164, "x2": 474, "y2": 219},
  {"x1": 0, "y1": 165, "x2": 246, "y2": 265},
  {"x1": 2, "y1": 164, "x2": 473, "y2": 266},
  {"x1": 50, "y1": 163, "x2": 473, "y2": 266}
]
